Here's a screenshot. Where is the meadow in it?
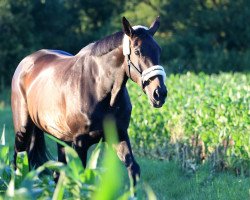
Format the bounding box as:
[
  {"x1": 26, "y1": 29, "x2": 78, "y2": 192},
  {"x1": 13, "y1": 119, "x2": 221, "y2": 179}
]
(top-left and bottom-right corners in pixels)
[{"x1": 0, "y1": 72, "x2": 249, "y2": 199}]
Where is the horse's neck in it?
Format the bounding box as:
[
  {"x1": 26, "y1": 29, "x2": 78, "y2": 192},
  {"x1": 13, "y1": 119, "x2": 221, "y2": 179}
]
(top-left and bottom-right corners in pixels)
[
  {"x1": 94, "y1": 46, "x2": 127, "y2": 106},
  {"x1": 75, "y1": 45, "x2": 127, "y2": 106}
]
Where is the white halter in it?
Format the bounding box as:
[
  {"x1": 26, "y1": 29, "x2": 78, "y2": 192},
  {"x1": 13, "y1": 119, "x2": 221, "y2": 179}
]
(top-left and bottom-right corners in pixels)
[{"x1": 123, "y1": 26, "x2": 166, "y2": 84}]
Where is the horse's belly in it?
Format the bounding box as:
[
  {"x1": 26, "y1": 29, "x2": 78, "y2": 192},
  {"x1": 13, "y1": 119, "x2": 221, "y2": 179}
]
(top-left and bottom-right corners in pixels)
[
  {"x1": 26, "y1": 82, "x2": 71, "y2": 140},
  {"x1": 29, "y1": 103, "x2": 73, "y2": 141},
  {"x1": 27, "y1": 89, "x2": 93, "y2": 141}
]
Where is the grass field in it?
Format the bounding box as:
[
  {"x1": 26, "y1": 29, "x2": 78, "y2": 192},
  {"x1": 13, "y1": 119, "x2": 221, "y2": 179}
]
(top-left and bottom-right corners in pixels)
[
  {"x1": 0, "y1": 73, "x2": 250, "y2": 199},
  {"x1": 139, "y1": 158, "x2": 250, "y2": 199}
]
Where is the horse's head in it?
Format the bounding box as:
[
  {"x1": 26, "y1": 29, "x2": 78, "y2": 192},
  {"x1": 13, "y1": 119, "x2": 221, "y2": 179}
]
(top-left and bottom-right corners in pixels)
[{"x1": 122, "y1": 17, "x2": 167, "y2": 108}]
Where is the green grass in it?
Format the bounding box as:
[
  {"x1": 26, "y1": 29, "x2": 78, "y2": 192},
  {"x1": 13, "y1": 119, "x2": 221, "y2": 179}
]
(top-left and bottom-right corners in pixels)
[{"x1": 139, "y1": 158, "x2": 250, "y2": 199}]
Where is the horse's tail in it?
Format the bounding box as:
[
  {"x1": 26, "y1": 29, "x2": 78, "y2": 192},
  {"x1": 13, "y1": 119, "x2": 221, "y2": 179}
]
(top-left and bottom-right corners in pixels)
[{"x1": 29, "y1": 128, "x2": 53, "y2": 169}]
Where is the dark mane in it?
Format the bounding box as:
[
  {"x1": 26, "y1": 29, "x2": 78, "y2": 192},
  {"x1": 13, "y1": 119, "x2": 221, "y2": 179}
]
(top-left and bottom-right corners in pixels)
[{"x1": 90, "y1": 31, "x2": 124, "y2": 56}]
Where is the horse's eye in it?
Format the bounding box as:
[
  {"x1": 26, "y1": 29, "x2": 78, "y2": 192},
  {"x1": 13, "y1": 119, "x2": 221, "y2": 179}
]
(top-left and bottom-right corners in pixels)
[{"x1": 134, "y1": 50, "x2": 140, "y2": 56}]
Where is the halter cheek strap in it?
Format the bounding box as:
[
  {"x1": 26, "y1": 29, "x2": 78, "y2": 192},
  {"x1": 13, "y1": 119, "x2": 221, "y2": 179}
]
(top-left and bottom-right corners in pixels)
[{"x1": 123, "y1": 26, "x2": 166, "y2": 84}]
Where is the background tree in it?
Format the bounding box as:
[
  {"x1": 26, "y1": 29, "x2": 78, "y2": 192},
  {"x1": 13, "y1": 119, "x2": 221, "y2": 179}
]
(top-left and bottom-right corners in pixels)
[{"x1": 0, "y1": 0, "x2": 249, "y2": 89}]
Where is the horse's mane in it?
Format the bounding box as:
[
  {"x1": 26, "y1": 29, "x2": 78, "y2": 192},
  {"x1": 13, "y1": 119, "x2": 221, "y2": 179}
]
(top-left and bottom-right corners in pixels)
[{"x1": 90, "y1": 31, "x2": 124, "y2": 56}]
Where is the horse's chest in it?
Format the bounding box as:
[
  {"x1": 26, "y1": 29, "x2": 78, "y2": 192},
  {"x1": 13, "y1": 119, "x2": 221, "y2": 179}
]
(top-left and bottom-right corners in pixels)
[{"x1": 89, "y1": 105, "x2": 119, "y2": 126}]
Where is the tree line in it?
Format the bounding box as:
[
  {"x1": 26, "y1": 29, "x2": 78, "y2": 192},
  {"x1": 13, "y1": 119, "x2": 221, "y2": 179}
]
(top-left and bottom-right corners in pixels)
[{"x1": 0, "y1": 0, "x2": 249, "y2": 88}]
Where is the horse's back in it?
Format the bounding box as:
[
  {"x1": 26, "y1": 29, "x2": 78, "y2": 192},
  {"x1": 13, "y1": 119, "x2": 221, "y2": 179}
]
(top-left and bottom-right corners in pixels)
[
  {"x1": 11, "y1": 49, "x2": 80, "y2": 140},
  {"x1": 49, "y1": 49, "x2": 73, "y2": 56},
  {"x1": 12, "y1": 48, "x2": 76, "y2": 87},
  {"x1": 12, "y1": 49, "x2": 75, "y2": 88}
]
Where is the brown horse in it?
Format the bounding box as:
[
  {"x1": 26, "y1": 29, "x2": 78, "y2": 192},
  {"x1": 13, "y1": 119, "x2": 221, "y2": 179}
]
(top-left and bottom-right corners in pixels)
[{"x1": 11, "y1": 17, "x2": 167, "y2": 185}]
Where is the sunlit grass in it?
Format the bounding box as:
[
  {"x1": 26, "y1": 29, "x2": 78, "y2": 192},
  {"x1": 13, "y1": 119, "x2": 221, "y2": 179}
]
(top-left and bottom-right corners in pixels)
[{"x1": 139, "y1": 158, "x2": 250, "y2": 199}]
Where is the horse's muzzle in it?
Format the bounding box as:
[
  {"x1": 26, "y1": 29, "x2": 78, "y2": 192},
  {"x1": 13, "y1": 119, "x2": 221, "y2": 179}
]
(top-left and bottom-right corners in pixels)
[{"x1": 150, "y1": 86, "x2": 167, "y2": 108}]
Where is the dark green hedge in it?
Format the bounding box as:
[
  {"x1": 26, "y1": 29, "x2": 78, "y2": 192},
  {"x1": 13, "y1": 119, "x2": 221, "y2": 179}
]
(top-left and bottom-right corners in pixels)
[{"x1": 0, "y1": 0, "x2": 249, "y2": 88}]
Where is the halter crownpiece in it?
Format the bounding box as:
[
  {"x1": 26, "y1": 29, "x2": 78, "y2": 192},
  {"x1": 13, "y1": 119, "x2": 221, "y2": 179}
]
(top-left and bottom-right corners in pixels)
[{"x1": 123, "y1": 26, "x2": 166, "y2": 83}]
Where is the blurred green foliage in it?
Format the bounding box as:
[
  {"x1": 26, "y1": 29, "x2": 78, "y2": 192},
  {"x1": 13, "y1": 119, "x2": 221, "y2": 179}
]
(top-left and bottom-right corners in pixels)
[{"x1": 0, "y1": 0, "x2": 250, "y2": 89}]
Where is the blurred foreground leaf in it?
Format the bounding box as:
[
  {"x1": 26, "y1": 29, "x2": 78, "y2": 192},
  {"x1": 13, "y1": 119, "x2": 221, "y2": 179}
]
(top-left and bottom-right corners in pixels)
[
  {"x1": 15, "y1": 151, "x2": 29, "y2": 188},
  {"x1": 93, "y1": 117, "x2": 123, "y2": 200}
]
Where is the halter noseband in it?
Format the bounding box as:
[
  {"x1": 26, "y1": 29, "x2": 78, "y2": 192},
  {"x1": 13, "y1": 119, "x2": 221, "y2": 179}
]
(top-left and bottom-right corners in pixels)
[{"x1": 123, "y1": 26, "x2": 166, "y2": 85}]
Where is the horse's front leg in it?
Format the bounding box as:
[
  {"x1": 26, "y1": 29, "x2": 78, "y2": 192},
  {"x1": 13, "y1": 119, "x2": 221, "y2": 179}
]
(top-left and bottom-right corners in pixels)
[{"x1": 115, "y1": 131, "x2": 140, "y2": 186}]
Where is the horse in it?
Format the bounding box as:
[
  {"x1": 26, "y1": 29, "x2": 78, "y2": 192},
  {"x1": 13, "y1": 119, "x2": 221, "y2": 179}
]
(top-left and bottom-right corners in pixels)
[{"x1": 11, "y1": 16, "x2": 167, "y2": 186}]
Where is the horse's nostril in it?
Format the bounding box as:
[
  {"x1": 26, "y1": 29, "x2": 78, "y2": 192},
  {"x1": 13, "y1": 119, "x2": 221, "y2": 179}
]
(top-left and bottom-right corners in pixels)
[{"x1": 153, "y1": 89, "x2": 160, "y2": 100}]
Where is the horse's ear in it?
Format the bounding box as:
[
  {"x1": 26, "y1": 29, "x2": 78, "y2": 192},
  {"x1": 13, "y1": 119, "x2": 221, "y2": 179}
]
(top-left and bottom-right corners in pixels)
[
  {"x1": 122, "y1": 17, "x2": 134, "y2": 37},
  {"x1": 149, "y1": 16, "x2": 160, "y2": 36}
]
